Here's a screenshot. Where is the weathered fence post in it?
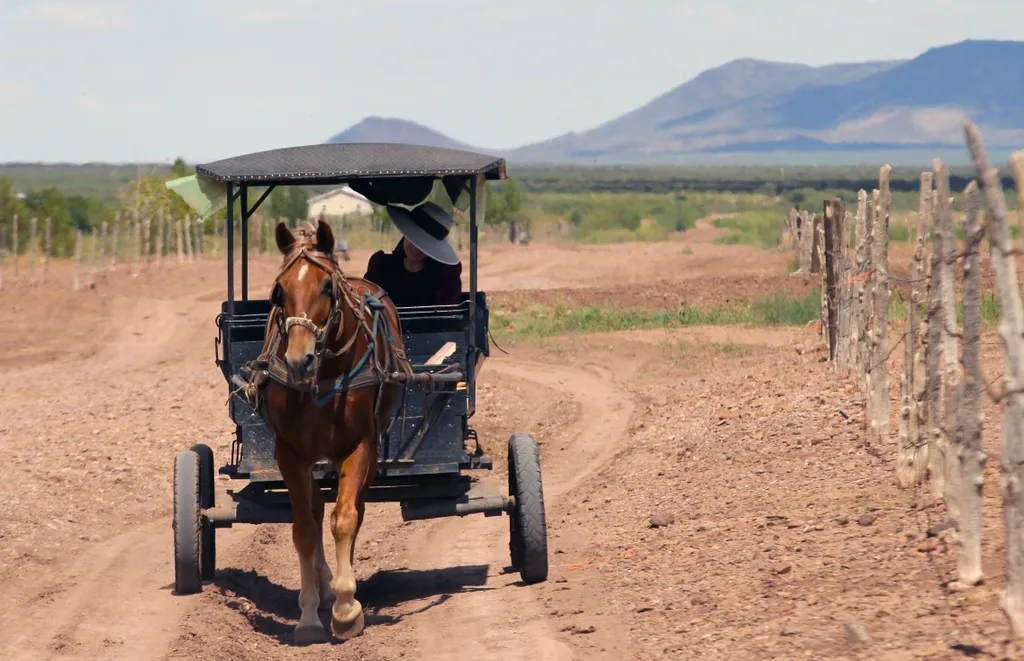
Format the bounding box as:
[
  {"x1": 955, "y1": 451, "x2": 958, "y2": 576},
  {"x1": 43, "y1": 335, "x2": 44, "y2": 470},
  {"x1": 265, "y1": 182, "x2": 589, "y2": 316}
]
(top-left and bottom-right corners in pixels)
[
  {"x1": 73, "y1": 229, "x2": 82, "y2": 291},
  {"x1": 957, "y1": 179, "x2": 985, "y2": 588},
  {"x1": 866, "y1": 168, "x2": 892, "y2": 443},
  {"x1": 798, "y1": 209, "x2": 812, "y2": 273},
  {"x1": 43, "y1": 217, "x2": 51, "y2": 283},
  {"x1": 1011, "y1": 152, "x2": 1024, "y2": 242},
  {"x1": 132, "y1": 218, "x2": 140, "y2": 272},
  {"x1": 184, "y1": 218, "x2": 194, "y2": 264},
  {"x1": 156, "y1": 208, "x2": 165, "y2": 268},
  {"x1": 966, "y1": 120, "x2": 1024, "y2": 635},
  {"x1": 89, "y1": 227, "x2": 98, "y2": 286},
  {"x1": 837, "y1": 210, "x2": 853, "y2": 373},
  {"x1": 111, "y1": 212, "x2": 121, "y2": 272},
  {"x1": 818, "y1": 217, "x2": 828, "y2": 342},
  {"x1": 100, "y1": 221, "x2": 109, "y2": 272},
  {"x1": 29, "y1": 217, "x2": 38, "y2": 282},
  {"x1": 935, "y1": 159, "x2": 963, "y2": 523},
  {"x1": 898, "y1": 174, "x2": 933, "y2": 489},
  {"x1": 926, "y1": 188, "x2": 946, "y2": 501},
  {"x1": 823, "y1": 199, "x2": 846, "y2": 364},
  {"x1": 176, "y1": 218, "x2": 185, "y2": 264},
  {"x1": 851, "y1": 190, "x2": 870, "y2": 378},
  {"x1": 144, "y1": 214, "x2": 152, "y2": 268},
  {"x1": 11, "y1": 214, "x2": 18, "y2": 279}
]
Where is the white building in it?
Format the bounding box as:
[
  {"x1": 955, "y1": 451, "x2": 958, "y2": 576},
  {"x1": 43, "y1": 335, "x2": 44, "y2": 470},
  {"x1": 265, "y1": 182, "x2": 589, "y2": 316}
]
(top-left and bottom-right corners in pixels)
[{"x1": 306, "y1": 186, "x2": 373, "y2": 220}]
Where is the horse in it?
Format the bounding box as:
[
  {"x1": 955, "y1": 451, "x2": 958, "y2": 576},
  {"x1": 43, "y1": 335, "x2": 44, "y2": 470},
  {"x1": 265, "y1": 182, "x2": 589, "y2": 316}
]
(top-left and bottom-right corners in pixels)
[{"x1": 245, "y1": 219, "x2": 410, "y2": 644}]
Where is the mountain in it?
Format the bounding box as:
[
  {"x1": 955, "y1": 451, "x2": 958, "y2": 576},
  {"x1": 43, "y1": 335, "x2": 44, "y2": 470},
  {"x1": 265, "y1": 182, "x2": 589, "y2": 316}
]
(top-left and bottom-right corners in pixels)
[
  {"x1": 326, "y1": 116, "x2": 472, "y2": 151},
  {"x1": 326, "y1": 40, "x2": 1024, "y2": 163}
]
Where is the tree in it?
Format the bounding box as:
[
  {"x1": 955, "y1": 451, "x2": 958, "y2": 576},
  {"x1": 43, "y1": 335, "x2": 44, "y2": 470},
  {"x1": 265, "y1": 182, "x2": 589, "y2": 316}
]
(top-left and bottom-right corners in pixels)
[
  {"x1": 268, "y1": 187, "x2": 310, "y2": 225},
  {"x1": 0, "y1": 177, "x2": 27, "y2": 251},
  {"x1": 23, "y1": 187, "x2": 74, "y2": 256}
]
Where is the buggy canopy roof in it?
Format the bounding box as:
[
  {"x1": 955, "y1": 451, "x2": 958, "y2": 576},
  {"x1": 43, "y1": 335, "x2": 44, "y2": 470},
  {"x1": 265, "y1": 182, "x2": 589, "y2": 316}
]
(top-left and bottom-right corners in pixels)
[{"x1": 195, "y1": 142, "x2": 507, "y2": 186}]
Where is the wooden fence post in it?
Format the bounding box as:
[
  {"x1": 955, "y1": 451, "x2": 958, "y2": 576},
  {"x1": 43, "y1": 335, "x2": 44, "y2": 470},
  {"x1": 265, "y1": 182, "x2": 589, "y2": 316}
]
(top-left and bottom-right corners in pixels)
[
  {"x1": 837, "y1": 210, "x2": 853, "y2": 372},
  {"x1": 798, "y1": 210, "x2": 811, "y2": 273},
  {"x1": 11, "y1": 214, "x2": 18, "y2": 279},
  {"x1": 184, "y1": 218, "x2": 194, "y2": 264},
  {"x1": 866, "y1": 168, "x2": 892, "y2": 443},
  {"x1": 132, "y1": 218, "x2": 140, "y2": 272},
  {"x1": 43, "y1": 217, "x2": 51, "y2": 283},
  {"x1": 926, "y1": 188, "x2": 946, "y2": 502},
  {"x1": 851, "y1": 190, "x2": 870, "y2": 378},
  {"x1": 1011, "y1": 152, "x2": 1024, "y2": 242},
  {"x1": 100, "y1": 221, "x2": 108, "y2": 272},
  {"x1": 935, "y1": 159, "x2": 963, "y2": 523},
  {"x1": 144, "y1": 214, "x2": 152, "y2": 268},
  {"x1": 29, "y1": 217, "x2": 38, "y2": 282},
  {"x1": 89, "y1": 227, "x2": 98, "y2": 286},
  {"x1": 111, "y1": 212, "x2": 121, "y2": 272},
  {"x1": 73, "y1": 229, "x2": 82, "y2": 291},
  {"x1": 957, "y1": 179, "x2": 985, "y2": 588},
  {"x1": 966, "y1": 120, "x2": 1024, "y2": 634},
  {"x1": 156, "y1": 208, "x2": 165, "y2": 268},
  {"x1": 810, "y1": 214, "x2": 822, "y2": 274},
  {"x1": 176, "y1": 219, "x2": 185, "y2": 264},
  {"x1": 823, "y1": 199, "x2": 846, "y2": 364}
]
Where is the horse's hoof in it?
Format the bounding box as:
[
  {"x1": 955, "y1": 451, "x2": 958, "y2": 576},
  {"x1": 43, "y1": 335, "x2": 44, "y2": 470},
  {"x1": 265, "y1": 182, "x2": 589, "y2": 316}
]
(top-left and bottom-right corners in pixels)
[
  {"x1": 295, "y1": 622, "x2": 328, "y2": 645},
  {"x1": 331, "y1": 608, "x2": 365, "y2": 641}
]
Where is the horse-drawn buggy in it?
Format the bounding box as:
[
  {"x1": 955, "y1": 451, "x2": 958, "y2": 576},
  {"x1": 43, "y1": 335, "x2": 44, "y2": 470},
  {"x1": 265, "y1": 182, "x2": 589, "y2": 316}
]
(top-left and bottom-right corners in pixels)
[{"x1": 168, "y1": 143, "x2": 548, "y2": 643}]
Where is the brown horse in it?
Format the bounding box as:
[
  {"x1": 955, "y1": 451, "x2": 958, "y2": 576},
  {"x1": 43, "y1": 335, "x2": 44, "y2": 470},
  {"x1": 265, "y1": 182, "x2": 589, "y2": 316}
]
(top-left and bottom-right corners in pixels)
[{"x1": 252, "y1": 219, "x2": 408, "y2": 643}]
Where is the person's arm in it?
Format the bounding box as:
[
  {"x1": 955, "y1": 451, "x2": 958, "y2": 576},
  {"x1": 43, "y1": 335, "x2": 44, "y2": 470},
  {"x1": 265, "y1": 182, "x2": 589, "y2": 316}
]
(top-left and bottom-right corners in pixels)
[
  {"x1": 434, "y1": 261, "x2": 463, "y2": 305},
  {"x1": 364, "y1": 251, "x2": 385, "y2": 284}
]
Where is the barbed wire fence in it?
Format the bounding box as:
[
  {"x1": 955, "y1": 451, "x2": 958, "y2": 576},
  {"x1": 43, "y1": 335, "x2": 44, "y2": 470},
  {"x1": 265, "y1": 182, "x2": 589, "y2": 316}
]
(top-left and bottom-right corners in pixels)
[{"x1": 809, "y1": 122, "x2": 1024, "y2": 635}]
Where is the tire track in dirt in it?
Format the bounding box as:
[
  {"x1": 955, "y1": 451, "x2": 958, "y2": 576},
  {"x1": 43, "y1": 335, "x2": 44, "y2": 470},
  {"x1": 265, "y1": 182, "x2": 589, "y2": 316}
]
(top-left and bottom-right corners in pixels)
[{"x1": 396, "y1": 355, "x2": 635, "y2": 660}]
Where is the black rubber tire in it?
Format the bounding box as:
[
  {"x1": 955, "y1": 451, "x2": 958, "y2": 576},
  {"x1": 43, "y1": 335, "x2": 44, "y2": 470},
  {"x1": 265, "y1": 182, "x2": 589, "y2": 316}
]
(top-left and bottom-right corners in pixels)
[
  {"x1": 507, "y1": 432, "x2": 549, "y2": 584},
  {"x1": 173, "y1": 449, "x2": 203, "y2": 594},
  {"x1": 190, "y1": 444, "x2": 216, "y2": 581}
]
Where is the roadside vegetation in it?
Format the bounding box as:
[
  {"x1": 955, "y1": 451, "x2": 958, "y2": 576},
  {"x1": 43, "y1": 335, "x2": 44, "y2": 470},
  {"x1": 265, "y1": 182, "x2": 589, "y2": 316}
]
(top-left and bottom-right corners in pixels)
[
  {"x1": 490, "y1": 290, "x2": 821, "y2": 340},
  {"x1": 1, "y1": 162, "x2": 1017, "y2": 256}
]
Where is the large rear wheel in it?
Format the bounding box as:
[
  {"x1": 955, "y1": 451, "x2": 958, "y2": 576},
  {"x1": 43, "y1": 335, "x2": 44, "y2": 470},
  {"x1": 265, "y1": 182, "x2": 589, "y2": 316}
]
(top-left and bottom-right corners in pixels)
[{"x1": 507, "y1": 432, "x2": 549, "y2": 584}]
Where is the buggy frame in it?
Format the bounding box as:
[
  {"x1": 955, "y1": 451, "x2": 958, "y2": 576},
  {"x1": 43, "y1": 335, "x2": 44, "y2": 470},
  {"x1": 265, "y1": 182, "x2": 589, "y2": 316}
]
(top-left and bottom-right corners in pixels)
[{"x1": 171, "y1": 143, "x2": 548, "y2": 595}]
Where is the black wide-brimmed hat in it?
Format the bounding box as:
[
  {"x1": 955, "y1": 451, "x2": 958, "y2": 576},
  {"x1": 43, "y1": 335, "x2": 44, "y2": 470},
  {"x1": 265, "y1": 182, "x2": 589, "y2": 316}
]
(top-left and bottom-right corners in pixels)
[{"x1": 386, "y1": 201, "x2": 459, "y2": 265}]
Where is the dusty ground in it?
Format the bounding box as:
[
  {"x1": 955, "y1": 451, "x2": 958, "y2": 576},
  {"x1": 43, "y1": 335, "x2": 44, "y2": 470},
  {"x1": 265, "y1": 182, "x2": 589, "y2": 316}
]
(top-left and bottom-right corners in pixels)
[{"x1": 0, "y1": 223, "x2": 1020, "y2": 660}]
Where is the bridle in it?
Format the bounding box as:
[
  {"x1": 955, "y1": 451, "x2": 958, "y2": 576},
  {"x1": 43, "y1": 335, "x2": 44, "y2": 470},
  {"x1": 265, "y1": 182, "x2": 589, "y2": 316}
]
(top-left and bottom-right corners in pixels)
[{"x1": 269, "y1": 243, "x2": 386, "y2": 402}]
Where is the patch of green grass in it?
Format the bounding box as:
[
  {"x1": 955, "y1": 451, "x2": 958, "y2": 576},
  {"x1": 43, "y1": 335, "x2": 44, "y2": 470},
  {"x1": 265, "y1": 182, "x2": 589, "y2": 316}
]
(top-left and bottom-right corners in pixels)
[
  {"x1": 681, "y1": 246, "x2": 694, "y2": 255},
  {"x1": 711, "y1": 210, "x2": 786, "y2": 249},
  {"x1": 491, "y1": 291, "x2": 821, "y2": 339}
]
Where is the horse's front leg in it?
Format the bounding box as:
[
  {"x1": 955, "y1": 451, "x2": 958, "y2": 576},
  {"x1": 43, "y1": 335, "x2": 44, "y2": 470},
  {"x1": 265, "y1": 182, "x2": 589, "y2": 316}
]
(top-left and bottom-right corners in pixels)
[
  {"x1": 329, "y1": 437, "x2": 376, "y2": 640},
  {"x1": 310, "y1": 474, "x2": 336, "y2": 610},
  {"x1": 277, "y1": 442, "x2": 328, "y2": 644}
]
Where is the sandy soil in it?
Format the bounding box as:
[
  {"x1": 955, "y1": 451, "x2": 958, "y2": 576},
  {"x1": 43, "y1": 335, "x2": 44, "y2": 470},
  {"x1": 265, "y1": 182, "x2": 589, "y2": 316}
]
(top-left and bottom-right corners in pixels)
[{"x1": 0, "y1": 221, "x2": 1020, "y2": 660}]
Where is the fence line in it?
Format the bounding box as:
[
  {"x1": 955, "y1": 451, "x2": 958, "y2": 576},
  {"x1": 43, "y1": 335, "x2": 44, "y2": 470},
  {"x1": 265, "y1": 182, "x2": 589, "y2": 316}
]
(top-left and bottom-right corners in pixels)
[{"x1": 814, "y1": 123, "x2": 1024, "y2": 636}]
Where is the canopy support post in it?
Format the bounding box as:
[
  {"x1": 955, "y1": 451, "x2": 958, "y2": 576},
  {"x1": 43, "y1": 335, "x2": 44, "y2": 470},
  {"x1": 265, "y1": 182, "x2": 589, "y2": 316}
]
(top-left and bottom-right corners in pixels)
[
  {"x1": 240, "y1": 185, "x2": 249, "y2": 301},
  {"x1": 226, "y1": 183, "x2": 235, "y2": 308}
]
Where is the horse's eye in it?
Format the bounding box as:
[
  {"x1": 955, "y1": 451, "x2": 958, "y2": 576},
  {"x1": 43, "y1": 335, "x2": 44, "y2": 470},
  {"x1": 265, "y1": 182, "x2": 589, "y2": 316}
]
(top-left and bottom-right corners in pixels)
[
  {"x1": 322, "y1": 278, "x2": 333, "y2": 295},
  {"x1": 271, "y1": 284, "x2": 284, "y2": 307}
]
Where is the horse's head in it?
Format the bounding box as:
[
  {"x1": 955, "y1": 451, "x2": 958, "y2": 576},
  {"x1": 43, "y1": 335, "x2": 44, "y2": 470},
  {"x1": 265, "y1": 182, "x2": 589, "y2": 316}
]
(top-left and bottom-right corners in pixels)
[{"x1": 272, "y1": 219, "x2": 341, "y2": 382}]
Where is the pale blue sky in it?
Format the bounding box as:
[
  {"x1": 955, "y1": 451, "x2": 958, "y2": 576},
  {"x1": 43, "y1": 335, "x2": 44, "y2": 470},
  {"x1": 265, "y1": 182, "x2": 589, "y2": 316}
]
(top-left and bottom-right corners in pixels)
[{"x1": 1, "y1": 0, "x2": 1021, "y2": 162}]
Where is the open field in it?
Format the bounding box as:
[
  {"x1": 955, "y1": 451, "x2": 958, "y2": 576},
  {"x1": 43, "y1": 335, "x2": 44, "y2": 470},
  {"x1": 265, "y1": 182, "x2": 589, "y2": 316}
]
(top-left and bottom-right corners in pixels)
[{"x1": 0, "y1": 218, "x2": 1022, "y2": 661}]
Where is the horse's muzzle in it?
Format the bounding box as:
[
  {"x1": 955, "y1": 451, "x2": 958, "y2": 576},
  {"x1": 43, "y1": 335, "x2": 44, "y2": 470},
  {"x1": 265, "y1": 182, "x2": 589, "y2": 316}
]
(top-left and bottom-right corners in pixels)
[{"x1": 286, "y1": 353, "x2": 318, "y2": 382}]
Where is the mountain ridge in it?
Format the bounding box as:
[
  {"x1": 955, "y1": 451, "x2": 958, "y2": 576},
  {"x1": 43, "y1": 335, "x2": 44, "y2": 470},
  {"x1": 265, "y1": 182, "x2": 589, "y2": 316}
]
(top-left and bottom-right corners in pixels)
[{"x1": 325, "y1": 39, "x2": 1024, "y2": 163}]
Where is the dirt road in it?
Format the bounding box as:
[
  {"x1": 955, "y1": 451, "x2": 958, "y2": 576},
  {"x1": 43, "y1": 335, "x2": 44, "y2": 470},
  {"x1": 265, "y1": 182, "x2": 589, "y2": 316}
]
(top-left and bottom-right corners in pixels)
[{"x1": 0, "y1": 227, "x2": 1018, "y2": 660}]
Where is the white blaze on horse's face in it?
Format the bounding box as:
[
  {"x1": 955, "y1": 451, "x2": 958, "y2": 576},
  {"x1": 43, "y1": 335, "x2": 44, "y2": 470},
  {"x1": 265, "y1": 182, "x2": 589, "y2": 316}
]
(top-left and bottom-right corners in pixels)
[{"x1": 280, "y1": 268, "x2": 334, "y2": 382}]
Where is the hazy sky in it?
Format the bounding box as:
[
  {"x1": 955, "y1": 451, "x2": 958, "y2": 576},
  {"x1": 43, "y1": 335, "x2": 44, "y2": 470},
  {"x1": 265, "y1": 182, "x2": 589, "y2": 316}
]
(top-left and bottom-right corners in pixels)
[{"x1": 1, "y1": 0, "x2": 1022, "y2": 163}]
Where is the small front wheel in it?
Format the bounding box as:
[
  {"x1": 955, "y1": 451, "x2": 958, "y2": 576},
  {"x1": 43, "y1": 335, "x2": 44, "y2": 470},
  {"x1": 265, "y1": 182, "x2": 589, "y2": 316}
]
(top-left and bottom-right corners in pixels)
[
  {"x1": 173, "y1": 449, "x2": 203, "y2": 594},
  {"x1": 507, "y1": 432, "x2": 549, "y2": 584}
]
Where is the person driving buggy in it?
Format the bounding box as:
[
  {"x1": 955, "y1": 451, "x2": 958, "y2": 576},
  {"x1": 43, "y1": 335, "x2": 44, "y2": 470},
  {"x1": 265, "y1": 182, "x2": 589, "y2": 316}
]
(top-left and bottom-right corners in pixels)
[{"x1": 363, "y1": 201, "x2": 463, "y2": 308}]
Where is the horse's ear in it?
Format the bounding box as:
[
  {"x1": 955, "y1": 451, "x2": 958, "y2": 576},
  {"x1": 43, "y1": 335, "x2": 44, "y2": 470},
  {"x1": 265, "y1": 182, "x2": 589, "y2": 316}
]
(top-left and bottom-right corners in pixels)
[
  {"x1": 275, "y1": 222, "x2": 295, "y2": 254},
  {"x1": 315, "y1": 219, "x2": 334, "y2": 254}
]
